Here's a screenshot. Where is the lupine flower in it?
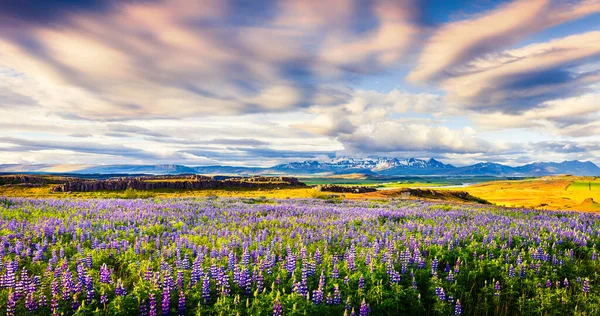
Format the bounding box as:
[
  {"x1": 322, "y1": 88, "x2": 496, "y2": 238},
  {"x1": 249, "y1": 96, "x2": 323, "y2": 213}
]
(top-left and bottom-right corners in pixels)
[
  {"x1": 162, "y1": 285, "x2": 171, "y2": 315},
  {"x1": 333, "y1": 284, "x2": 341, "y2": 305},
  {"x1": 273, "y1": 299, "x2": 283, "y2": 316},
  {"x1": 100, "y1": 293, "x2": 108, "y2": 304},
  {"x1": 435, "y1": 287, "x2": 445, "y2": 301},
  {"x1": 140, "y1": 299, "x2": 148, "y2": 316},
  {"x1": 6, "y1": 291, "x2": 16, "y2": 316},
  {"x1": 115, "y1": 279, "x2": 127, "y2": 296},
  {"x1": 359, "y1": 299, "x2": 370, "y2": 316},
  {"x1": 178, "y1": 290, "x2": 185, "y2": 316},
  {"x1": 99, "y1": 264, "x2": 111, "y2": 284},
  {"x1": 202, "y1": 276, "x2": 210, "y2": 303},
  {"x1": 583, "y1": 278, "x2": 590, "y2": 294},
  {"x1": 149, "y1": 293, "x2": 157, "y2": 316},
  {"x1": 455, "y1": 299, "x2": 462, "y2": 315}
]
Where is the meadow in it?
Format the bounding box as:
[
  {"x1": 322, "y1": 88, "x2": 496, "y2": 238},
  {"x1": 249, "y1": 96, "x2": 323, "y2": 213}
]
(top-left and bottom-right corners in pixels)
[
  {"x1": 0, "y1": 197, "x2": 599, "y2": 315},
  {"x1": 454, "y1": 176, "x2": 600, "y2": 211}
]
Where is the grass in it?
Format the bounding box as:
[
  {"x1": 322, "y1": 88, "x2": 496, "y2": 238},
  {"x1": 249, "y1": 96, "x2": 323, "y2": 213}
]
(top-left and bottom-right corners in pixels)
[
  {"x1": 452, "y1": 176, "x2": 600, "y2": 211},
  {"x1": 566, "y1": 180, "x2": 600, "y2": 191}
]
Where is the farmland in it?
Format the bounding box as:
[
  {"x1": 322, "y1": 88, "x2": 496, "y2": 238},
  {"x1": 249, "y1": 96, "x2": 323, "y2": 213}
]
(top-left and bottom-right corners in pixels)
[{"x1": 1, "y1": 197, "x2": 600, "y2": 315}]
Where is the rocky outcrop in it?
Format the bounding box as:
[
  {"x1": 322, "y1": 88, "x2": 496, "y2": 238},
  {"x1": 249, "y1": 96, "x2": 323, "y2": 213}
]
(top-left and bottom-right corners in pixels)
[
  {"x1": 52, "y1": 176, "x2": 306, "y2": 192},
  {"x1": 316, "y1": 184, "x2": 377, "y2": 193},
  {"x1": 0, "y1": 175, "x2": 48, "y2": 186}
]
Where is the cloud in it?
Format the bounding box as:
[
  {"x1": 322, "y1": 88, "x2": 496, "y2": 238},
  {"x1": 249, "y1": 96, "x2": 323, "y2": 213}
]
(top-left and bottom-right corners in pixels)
[
  {"x1": 0, "y1": 0, "x2": 599, "y2": 166},
  {"x1": 0, "y1": 136, "x2": 164, "y2": 160},
  {"x1": 108, "y1": 124, "x2": 168, "y2": 137},
  {"x1": 207, "y1": 138, "x2": 269, "y2": 146},
  {"x1": 295, "y1": 89, "x2": 500, "y2": 156},
  {"x1": 0, "y1": 0, "x2": 421, "y2": 121},
  {"x1": 441, "y1": 31, "x2": 600, "y2": 113},
  {"x1": 182, "y1": 147, "x2": 335, "y2": 161},
  {"x1": 472, "y1": 92, "x2": 600, "y2": 136},
  {"x1": 338, "y1": 122, "x2": 499, "y2": 155},
  {"x1": 531, "y1": 141, "x2": 600, "y2": 154},
  {"x1": 295, "y1": 89, "x2": 444, "y2": 136},
  {"x1": 408, "y1": 0, "x2": 600, "y2": 83}
]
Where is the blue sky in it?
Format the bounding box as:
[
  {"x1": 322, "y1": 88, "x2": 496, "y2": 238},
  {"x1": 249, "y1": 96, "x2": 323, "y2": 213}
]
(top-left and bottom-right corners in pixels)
[{"x1": 0, "y1": 0, "x2": 599, "y2": 167}]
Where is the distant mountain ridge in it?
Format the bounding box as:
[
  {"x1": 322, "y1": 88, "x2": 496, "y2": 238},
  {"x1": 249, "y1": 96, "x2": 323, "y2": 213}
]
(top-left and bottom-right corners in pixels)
[{"x1": 1, "y1": 158, "x2": 599, "y2": 176}]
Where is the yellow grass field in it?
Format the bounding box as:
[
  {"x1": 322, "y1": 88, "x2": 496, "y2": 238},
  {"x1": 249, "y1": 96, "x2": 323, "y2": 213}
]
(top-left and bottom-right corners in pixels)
[{"x1": 452, "y1": 176, "x2": 600, "y2": 211}]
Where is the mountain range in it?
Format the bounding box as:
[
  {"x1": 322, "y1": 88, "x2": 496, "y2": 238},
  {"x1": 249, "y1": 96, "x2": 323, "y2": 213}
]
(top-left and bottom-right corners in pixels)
[{"x1": 1, "y1": 158, "x2": 599, "y2": 177}]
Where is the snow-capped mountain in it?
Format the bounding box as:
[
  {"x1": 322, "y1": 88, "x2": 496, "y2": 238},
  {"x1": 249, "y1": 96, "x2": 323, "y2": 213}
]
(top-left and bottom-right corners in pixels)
[
  {"x1": 1, "y1": 158, "x2": 599, "y2": 176},
  {"x1": 272, "y1": 157, "x2": 456, "y2": 175}
]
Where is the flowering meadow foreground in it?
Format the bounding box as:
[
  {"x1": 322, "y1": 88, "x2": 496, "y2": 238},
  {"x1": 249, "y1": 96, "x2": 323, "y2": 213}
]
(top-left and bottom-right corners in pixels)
[{"x1": 0, "y1": 198, "x2": 599, "y2": 315}]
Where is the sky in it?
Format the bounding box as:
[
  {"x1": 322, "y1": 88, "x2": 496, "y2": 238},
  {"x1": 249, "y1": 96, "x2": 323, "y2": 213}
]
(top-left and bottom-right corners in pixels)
[{"x1": 0, "y1": 0, "x2": 599, "y2": 167}]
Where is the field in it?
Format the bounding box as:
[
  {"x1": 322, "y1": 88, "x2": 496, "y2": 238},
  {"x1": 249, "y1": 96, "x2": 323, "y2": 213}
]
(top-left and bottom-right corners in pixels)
[
  {"x1": 1, "y1": 175, "x2": 600, "y2": 212},
  {"x1": 567, "y1": 180, "x2": 600, "y2": 191},
  {"x1": 453, "y1": 176, "x2": 600, "y2": 211},
  {"x1": 1, "y1": 197, "x2": 600, "y2": 315}
]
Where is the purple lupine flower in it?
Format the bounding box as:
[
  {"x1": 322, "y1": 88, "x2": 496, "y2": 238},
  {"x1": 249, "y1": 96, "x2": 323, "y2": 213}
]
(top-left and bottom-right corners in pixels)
[
  {"x1": 455, "y1": 299, "x2": 462, "y2": 315},
  {"x1": 39, "y1": 293, "x2": 47, "y2": 307},
  {"x1": 176, "y1": 270, "x2": 184, "y2": 289},
  {"x1": 546, "y1": 279, "x2": 552, "y2": 288},
  {"x1": 312, "y1": 288, "x2": 323, "y2": 305},
  {"x1": 332, "y1": 265, "x2": 339, "y2": 279},
  {"x1": 435, "y1": 287, "x2": 445, "y2": 301},
  {"x1": 519, "y1": 265, "x2": 526, "y2": 278},
  {"x1": 100, "y1": 293, "x2": 108, "y2": 305},
  {"x1": 256, "y1": 270, "x2": 264, "y2": 293},
  {"x1": 314, "y1": 248, "x2": 322, "y2": 265},
  {"x1": 51, "y1": 294, "x2": 59, "y2": 316},
  {"x1": 149, "y1": 293, "x2": 157, "y2": 316},
  {"x1": 583, "y1": 278, "x2": 590, "y2": 294},
  {"x1": 140, "y1": 299, "x2": 148, "y2": 316},
  {"x1": 115, "y1": 279, "x2": 127, "y2": 296},
  {"x1": 333, "y1": 284, "x2": 341, "y2": 305},
  {"x1": 359, "y1": 299, "x2": 370, "y2": 316},
  {"x1": 25, "y1": 292, "x2": 38, "y2": 311},
  {"x1": 563, "y1": 278, "x2": 569, "y2": 288},
  {"x1": 494, "y1": 281, "x2": 501, "y2": 296},
  {"x1": 412, "y1": 277, "x2": 417, "y2": 290},
  {"x1": 177, "y1": 290, "x2": 185, "y2": 316},
  {"x1": 162, "y1": 285, "x2": 171, "y2": 316},
  {"x1": 100, "y1": 263, "x2": 111, "y2": 283},
  {"x1": 85, "y1": 275, "x2": 95, "y2": 303},
  {"x1": 447, "y1": 270, "x2": 454, "y2": 283},
  {"x1": 202, "y1": 276, "x2": 210, "y2": 303},
  {"x1": 358, "y1": 275, "x2": 365, "y2": 289},
  {"x1": 72, "y1": 296, "x2": 80, "y2": 312},
  {"x1": 6, "y1": 291, "x2": 16, "y2": 316},
  {"x1": 273, "y1": 299, "x2": 283, "y2": 316},
  {"x1": 508, "y1": 265, "x2": 514, "y2": 278}
]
